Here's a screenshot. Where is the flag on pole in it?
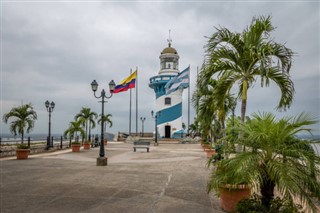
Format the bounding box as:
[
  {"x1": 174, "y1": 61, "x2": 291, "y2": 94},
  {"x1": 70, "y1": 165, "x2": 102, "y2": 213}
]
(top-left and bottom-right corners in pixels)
[
  {"x1": 113, "y1": 70, "x2": 137, "y2": 93},
  {"x1": 165, "y1": 66, "x2": 190, "y2": 95}
]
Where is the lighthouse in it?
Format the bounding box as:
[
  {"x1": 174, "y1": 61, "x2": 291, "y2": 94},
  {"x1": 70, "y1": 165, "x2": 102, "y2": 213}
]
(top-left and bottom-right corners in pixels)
[{"x1": 149, "y1": 38, "x2": 184, "y2": 138}]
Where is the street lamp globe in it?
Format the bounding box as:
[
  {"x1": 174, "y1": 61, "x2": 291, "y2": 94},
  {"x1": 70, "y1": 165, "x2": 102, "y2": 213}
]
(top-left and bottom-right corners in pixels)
[
  {"x1": 50, "y1": 101, "x2": 55, "y2": 109},
  {"x1": 91, "y1": 80, "x2": 98, "y2": 92},
  {"x1": 45, "y1": 100, "x2": 50, "y2": 108},
  {"x1": 109, "y1": 80, "x2": 116, "y2": 92}
]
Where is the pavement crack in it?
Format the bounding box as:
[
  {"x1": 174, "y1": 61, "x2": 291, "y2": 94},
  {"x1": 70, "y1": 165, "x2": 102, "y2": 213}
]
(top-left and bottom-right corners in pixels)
[{"x1": 149, "y1": 172, "x2": 173, "y2": 213}]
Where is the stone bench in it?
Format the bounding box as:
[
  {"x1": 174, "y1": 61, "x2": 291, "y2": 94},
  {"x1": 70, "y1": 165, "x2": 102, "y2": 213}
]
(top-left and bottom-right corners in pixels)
[{"x1": 133, "y1": 141, "x2": 150, "y2": 152}]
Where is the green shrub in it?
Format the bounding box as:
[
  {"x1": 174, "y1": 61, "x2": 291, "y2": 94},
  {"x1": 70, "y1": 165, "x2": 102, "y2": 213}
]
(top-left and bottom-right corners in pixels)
[
  {"x1": 71, "y1": 142, "x2": 80, "y2": 145},
  {"x1": 236, "y1": 194, "x2": 303, "y2": 213},
  {"x1": 17, "y1": 144, "x2": 29, "y2": 149}
]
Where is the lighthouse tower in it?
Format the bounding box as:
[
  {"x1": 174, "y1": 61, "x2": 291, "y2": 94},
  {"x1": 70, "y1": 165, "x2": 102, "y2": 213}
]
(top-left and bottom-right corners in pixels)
[{"x1": 149, "y1": 38, "x2": 183, "y2": 138}]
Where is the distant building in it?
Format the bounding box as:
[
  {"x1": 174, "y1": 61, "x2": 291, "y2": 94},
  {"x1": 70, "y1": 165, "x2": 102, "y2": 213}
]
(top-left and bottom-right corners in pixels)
[{"x1": 149, "y1": 38, "x2": 184, "y2": 138}]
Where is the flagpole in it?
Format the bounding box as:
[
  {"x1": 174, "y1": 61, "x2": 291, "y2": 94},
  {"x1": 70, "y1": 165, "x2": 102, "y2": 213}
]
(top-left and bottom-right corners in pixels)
[
  {"x1": 136, "y1": 66, "x2": 138, "y2": 136},
  {"x1": 188, "y1": 65, "x2": 190, "y2": 135},
  {"x1": 129, "y1": 69, "x2": 132, "y2": 135},
  {"x1": 196, "y1": 66, "x2": 199, "y2": 117}
]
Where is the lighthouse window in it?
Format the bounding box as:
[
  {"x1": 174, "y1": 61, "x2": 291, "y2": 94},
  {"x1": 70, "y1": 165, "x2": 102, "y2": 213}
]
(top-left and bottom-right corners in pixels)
[
  {"x1": 165, "y1": 97, "x2": 171, "y2": 105},
  {"x1": 166, "y1": 62, "x2": 174, "y2": 69}
]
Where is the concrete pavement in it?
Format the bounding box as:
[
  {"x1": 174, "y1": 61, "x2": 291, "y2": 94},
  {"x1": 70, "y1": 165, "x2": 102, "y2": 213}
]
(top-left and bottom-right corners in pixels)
[{"x1": 0, "y1": 142, "x2": 223, "y2": 213}]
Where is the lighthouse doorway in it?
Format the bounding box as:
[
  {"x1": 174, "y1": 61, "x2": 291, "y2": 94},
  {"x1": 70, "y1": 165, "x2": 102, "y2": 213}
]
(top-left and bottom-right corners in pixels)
[{"x1": 165, "y1": 125, "x2": 171, "y2": 138}]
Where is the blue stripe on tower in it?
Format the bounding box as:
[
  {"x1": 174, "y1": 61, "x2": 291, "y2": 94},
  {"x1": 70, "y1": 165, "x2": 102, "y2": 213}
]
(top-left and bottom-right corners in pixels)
[{"x1": 157, "y1": 102, "x2": 182, "y2": 125}]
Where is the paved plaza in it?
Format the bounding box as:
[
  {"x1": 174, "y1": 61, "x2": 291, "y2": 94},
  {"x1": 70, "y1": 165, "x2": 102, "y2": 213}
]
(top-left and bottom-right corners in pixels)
[{"x1": 0, "y1": 142, "x2": 223, "y2": 213}]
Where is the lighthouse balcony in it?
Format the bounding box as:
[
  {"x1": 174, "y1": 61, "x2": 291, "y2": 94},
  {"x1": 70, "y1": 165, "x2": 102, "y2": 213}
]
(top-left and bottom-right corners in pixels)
[{"x1": 149, "y1": 75, "x2": 175, "y2": 86}]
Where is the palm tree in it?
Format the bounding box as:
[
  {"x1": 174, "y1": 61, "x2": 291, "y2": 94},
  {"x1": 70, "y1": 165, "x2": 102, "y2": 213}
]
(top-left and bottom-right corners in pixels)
[
  {"x1": 75, "y1": 107, "x2": 98, "y2": 141},
  {"x1": 203, "y1": 15, "x2": 294, "y2": 123},
  {"x1": 208, "y1": 112, "x2": 320, "y2": 212},
  {"x1": 188, "y1": 123, "x2": 198, "y2": 138},
  {"x1": 3, "y1": 104, "x2": 37, "y2": 144},
  {"x1": 63, "y1": 120, "x2": 85, "y2": 142},
  {"x1": 193, "y1": 69, "x2": 236, "y2": 142},
  {"x1": 98, "y1": 114, "x2": 113, "y2": 134}
]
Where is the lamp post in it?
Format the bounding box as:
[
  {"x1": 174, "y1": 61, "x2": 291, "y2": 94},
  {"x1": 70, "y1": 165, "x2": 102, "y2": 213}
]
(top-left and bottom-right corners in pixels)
[
  {"x1": 151, "y1": 110, "x2": 160, "y2": 146},
  {"x1": 91, "y1": 79, "x2": 115, "y2": 166},
  {"x1": 45, "y1": 100, "x2": 55, "y2": 149},
  {"x1": 140, "y1": 117, "x2": 146, "y2": 137}
]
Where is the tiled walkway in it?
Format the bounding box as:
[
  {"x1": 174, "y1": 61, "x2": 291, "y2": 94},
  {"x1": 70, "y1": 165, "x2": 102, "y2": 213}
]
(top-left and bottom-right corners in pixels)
[{"x1": 1, "y1": 142, "x2": 223, "y2": 213}]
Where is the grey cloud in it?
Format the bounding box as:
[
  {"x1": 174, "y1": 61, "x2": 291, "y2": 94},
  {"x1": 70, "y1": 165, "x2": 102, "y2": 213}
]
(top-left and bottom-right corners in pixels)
[{"x1": 1, "y1": 1, "x2": 319, "y2": 136}]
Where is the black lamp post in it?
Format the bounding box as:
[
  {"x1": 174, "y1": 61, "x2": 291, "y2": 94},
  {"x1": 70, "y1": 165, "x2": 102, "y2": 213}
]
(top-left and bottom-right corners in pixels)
[
  {"x1": 140, "y1": 117, "x2": 146, "y2": 137},
  {"x1": 45, "y1": 100, "x2": 55, "y2": 149},
  {"x1": 91, "y1": 79, "x2": 115, "y2": 166},
  {"x1": 151, "y1": 110, "x2": 160, "y2": 146}
]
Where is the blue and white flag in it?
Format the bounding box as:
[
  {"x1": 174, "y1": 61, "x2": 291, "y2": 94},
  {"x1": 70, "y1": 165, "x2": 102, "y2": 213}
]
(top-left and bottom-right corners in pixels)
[{"x1": 165, "y1": 66, "x2": 190, "y2": 95}]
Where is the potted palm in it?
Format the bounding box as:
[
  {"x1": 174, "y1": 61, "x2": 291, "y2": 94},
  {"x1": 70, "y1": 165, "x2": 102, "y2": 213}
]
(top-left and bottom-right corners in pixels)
[
  {"x1": 71, "y1": 142, "x2": 81, "y2": 152},
  {"x1": 83, "y1": 141, "x2": 91, "y2": 150},
  {"x1": 2, "y1": 104, "x2": 37, "y2": 160},
  {"x1": 205, "y1": 146, "x2": 216, "y2": 158},
  {"x1": 64, "y1": 120, "x2": 85, "y2": 152},
  {"x1": 208, "y1": 160, "x2": 252, "y2": 212},
  {"x1": 208, "y1": 112, "x2": 320, "y2": 213},
  {"x1": 16, "y1": 143, "x2": 31, "y2": 159},
  {"x1": 75, "y1": 107, "x2": 98, "y2": 149}
]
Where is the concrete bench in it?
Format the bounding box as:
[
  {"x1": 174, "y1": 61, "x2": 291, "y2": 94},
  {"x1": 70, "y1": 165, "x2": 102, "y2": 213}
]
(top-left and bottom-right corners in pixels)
[{"x1": 133, "y1": 141, "x2": 150, "y2": 152}]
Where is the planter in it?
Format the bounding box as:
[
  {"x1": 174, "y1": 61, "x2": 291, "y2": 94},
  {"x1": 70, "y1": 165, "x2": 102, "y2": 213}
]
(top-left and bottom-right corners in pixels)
[
  {"x1": 16, "y1": 149, "x2": 30, "y2": 160},
  {"x1": 205, "y1": 149, "x2": 216, "y2": 158},
  {"x1": 83, "y1": 143, "x2": 91, "y2": 150},
  {"x1": 202, "y1": 144, "x2": 210, "y2": 150},
  {"x1": 72, "y1": 144, "x2": 81, "y2": 152},
  {"x1": 219, "y1": 184, "x2": 251, "y2": 212}
]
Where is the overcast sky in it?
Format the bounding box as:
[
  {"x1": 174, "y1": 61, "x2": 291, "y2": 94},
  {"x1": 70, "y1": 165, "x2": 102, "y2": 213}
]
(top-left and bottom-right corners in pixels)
[{"x1": 1, "y1": 0, "x2": 319, "y2": 137}]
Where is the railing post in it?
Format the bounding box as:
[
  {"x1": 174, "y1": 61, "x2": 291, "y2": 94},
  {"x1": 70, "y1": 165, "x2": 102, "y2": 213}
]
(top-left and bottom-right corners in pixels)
[
  {"x1": 69, "y1": 137, "x2": 71, "y2": 148},
  {"x1": 28, "y1": 137, "x2": 31, "y2": 147},
  {"x1": 60, "y1": 136, "x2": 63, "y2": 149}
]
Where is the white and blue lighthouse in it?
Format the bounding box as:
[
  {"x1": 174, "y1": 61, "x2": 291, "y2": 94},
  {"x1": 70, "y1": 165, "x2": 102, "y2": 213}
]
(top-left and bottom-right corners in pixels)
[{"x1": 149, "y1": 39, "x2": 183, "y2": 138}]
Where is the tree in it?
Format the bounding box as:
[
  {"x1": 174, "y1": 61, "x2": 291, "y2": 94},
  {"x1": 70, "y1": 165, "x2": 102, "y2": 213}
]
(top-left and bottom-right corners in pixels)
[
  {"x1": 203, "y1": 15, "x2": 294, "y2": 123},
  {"x1": 188, "y1": 123, "x2": 198, "y2": 137},
  {"x1": 3, "y1": 104, "x2": 37, "y2": 144},
  {"x1": 208, "y1": 112, "x2": 320, "y2": 212},
  {"x1": 98, "y1": 114, "x2": 112, "y2": 133},
  {"x1": 75, "y1": 107, "x2": 98, "y2": 141},
  {"x1": 193, "y1": 69, "x2": 236, "y2": 142},
  {"x1": 63, "y1": 120, "x2": 85, "y2": 142}
]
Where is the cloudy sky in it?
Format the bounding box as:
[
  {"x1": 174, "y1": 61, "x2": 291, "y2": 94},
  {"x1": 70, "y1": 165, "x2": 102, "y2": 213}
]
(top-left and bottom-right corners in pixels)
[{"x1": 1, "y1": 0, "x2": 319, "y2": 137}]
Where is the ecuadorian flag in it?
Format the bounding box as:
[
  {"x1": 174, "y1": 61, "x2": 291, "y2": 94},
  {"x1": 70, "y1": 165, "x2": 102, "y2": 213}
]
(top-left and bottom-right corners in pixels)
[{"x1": 113, "y1": 70, "x2": 137, "y2": 93}]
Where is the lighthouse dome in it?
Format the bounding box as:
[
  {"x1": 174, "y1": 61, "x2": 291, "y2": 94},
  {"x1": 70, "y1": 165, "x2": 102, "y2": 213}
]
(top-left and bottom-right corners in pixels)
[{"x1": 161, "y1": 43, "x2": 178, "y2": 54}]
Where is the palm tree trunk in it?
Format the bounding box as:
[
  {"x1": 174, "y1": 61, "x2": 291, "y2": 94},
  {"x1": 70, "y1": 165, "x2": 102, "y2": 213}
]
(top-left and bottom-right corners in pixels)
[
  {"x1": 86, "y1": 121, "x2": 88, "y2": 141},
  {"x1": 241, "y1": 80, "x2": 248, "y2": 123},
  {"x1": 241, "y1": 99, "x2": 247, "y2": 123},
  {"x1": 89, "y1": 121, "x2": 91, "y2": 142},
  {"x1": 260, "y1": 165, "x2": 275, "y2": 210},
  {"x1": 21, "y1": 130, "x2": 24, "y2": 144},
  {"x1": 239, "y1": 95, "x2": 247, "y2": 151},
  {"x1": 261, "y1": 179, "x2": 275, "y2": 210}
]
